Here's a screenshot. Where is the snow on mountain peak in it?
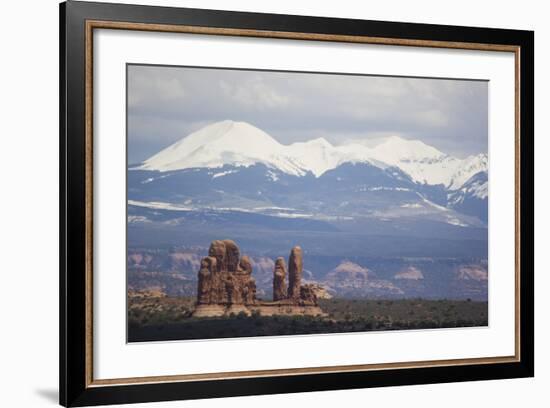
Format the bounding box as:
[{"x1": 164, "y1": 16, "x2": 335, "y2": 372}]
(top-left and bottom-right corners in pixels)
[
  {"x1": 371, "y1": 135, "x2": 446, "y2": 162},
  {"x1": 306, "y1": 137, "x2": 333, "y2": 148},
  {"x1": 141, "y1": 120, "x2": 305, "y2": 176},
  {"x1": 138, "y1": 121, "x2": 487, "y2": 189},
  {"x1": 446, "y1": 153, "x2": 488, "y2": 190},
  {"x1": 284, "y1": 137, "x2": 344, "y2": 177},
  {"x1": 360, "y1": 135, "x2": 486, "y2": 189}
]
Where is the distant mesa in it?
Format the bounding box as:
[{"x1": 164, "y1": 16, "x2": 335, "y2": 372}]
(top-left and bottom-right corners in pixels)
[
  {"x1": 394, "y1": 266, "x2": 424, "y2": 280},
  {"x1": 321, "y1": 260, "x2": 404, "y2": 297},
  {"x1": 193, "y1": 240, "x2": 326, "y2": 317},
  {"x1": 325, "y1": 260, "x2": 370, "y2": 282},
  {"x1": 456, "y1": 265, "x2": 488, "y2": 281},
  {"x1": 128, "y1": 288, "x2": 166, "y2": 299}
]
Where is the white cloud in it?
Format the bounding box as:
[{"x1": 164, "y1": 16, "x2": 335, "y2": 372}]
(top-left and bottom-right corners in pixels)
[
  {"x1": 127, "y1": 65, "x2": 488, "y2": 162},
  {"x1": 219, "y1": 77, "x2": 289, "y2": 109}
]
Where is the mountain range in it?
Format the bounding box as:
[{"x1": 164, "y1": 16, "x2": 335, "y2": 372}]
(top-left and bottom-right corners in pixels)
[
  {"x1": 130, "y1": 120, "x2": 488, "y2": 225},
  {"x1": 138, "y1": 120, "x2": 487, "y2": 190}
]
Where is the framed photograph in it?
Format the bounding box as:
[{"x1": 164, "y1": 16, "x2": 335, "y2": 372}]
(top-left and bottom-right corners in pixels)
[{"x1": 60, "y1": 1, "x2": 534, "y2": 406}]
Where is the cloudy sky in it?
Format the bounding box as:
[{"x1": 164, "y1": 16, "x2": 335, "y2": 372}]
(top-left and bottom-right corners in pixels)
[{"x1": 127, "y1": 64, "x2": 488, "y2": 164}]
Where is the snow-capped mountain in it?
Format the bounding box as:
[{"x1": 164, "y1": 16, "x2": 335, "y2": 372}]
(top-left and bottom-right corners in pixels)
[
  {"x1": 130, "y1": 120, "x2": 489, "y2": 227},
  {"x1": 140, "y1": 121, "x2": 306, "y2": 176},
  {"x1": 137, "y1": 120, "x2": 487, "y2": 189},
  {"x1": 447, "y1": 171, "x2": 488, "y2": 222}
]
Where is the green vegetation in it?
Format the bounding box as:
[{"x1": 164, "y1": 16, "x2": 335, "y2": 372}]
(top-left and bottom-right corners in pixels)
[
  {"x1": 128, "y1": 296, "x2": 488, "y2": 342},
  {"x1": 319, "y1": 298, "x2": 487, "y2": 327},
  {"x1": 128, "y1": 295, "x2": 195, "y2": 326}
]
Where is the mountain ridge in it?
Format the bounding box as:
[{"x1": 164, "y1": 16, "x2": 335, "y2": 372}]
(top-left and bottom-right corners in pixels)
[{"x1": 136, "y1": 120, "x2": 487, "y2": 190}]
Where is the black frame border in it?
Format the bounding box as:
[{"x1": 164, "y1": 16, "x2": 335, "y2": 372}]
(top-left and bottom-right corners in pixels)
[{"x1": 60, "y1": 1, "x2": 534, "y2": 406}]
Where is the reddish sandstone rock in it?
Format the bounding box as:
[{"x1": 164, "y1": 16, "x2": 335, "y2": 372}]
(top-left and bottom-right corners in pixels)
[
  {"x1": 273, "y1": 257, "x2": 287, "y2": 301},
  {"x1": 299, "y1": 284, "x2": 318, "y2": 306},
  {"x1": 208, "y1": 240, "x2": 227, "y2": 273},
  {"x1": 238, "y1": 255, "x2": 257, "y2": 304},
  {"x1": 197, "y1": 256, "x2": 216, "y2": 304},
  {"x1": 239, "y1": 255, "x2": 253, "y2": 275},
  {"x1": 223, "y1": 239, "x2": 240, "y2": 272},
  {"x1": 287, "y1": 246, "x2": 303, "y2": 300},
  {"x1": 224, "y1": 273, "x2": 238, "y2": 304},
  {"x1": 194, "y1": 241, "x2": 323, "y2": 317},
  {"x1": 199, "y1": 240, "x2": 257, "y2": 307},
  {"x1": 244, "y1": 277, "x2": 257, "y2": 305}
]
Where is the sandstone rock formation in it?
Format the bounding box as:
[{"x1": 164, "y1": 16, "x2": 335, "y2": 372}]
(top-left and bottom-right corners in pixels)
[
  {"x1": 197, "y1": 256, "x2": 217, "y2": 304},
  {"x1": 208, "y1": 240, "x2": 227, "y2": 273},
  {"x1": 238, "y1": 255, "x2": 257, "y2": 304},
  {"x1": 196, "y1": 240, "x2": 257, "y2": 311},
  {"x1": 223, "y1": 239, "x2": 240, "y2": 272},
  {"x1": 287, "y1": 246, "x2": 303, "y2": 300},
  {"x1": 299, "y1": 284, "x2": 318, "y2": 305},
  {"x1": 304, "y1": 283, "x2": 333, "y2": 300},
  {"x1": 239, "y1": 255, "x2": 253, "y2": 275},
  {"x1": 194, "y1": 241, "x2": 324, "y2": 317},
  {"x1": 273, "y1": 257, "x2": 287, "y2": 301}
]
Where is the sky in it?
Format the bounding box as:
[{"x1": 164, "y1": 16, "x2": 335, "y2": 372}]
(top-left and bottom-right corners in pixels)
[{"x1": 127, "y1": 64, "x2": 488, "y2": 164}]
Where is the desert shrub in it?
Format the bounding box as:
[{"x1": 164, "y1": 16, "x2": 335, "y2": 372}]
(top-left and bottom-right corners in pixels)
[{"x1": 127, "y1": 297, "x2": 488, "y2": 342}]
